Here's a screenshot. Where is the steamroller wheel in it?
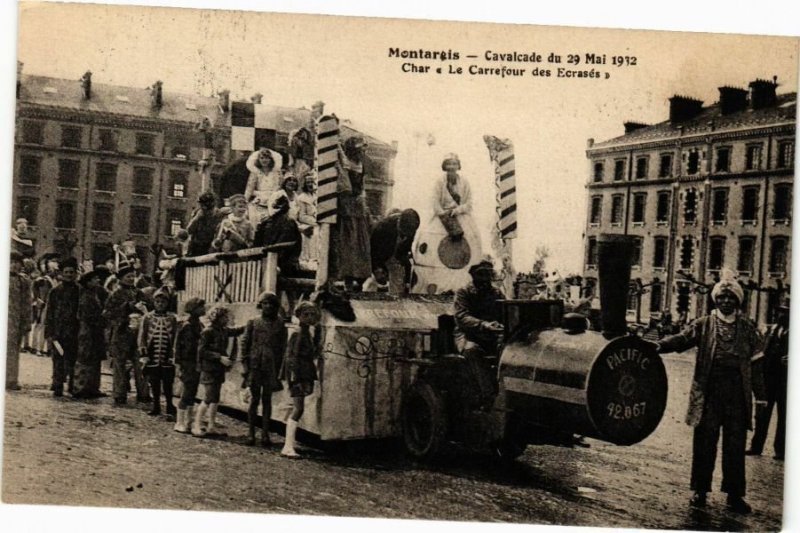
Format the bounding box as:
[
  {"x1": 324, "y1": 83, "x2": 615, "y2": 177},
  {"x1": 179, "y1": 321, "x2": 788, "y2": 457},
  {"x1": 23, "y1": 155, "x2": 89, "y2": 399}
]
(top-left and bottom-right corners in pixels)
[{"x1": 402, "y1": 381, "x2": 448, "y2": 461}]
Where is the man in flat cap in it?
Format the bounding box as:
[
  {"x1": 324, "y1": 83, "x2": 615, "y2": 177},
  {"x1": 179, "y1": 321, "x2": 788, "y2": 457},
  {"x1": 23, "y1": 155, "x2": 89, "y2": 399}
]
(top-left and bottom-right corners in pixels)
[
  {"x1": 7, "y1": 251, "x2": 32, "y2": 390},
  {"x1": 44, "y1": 257, "x2": 80, "y2": 396},
  {"x1": 453, "y1": 259, "x2": 505, "y2": 410},
  {"x1": 656, "y1": 269, "x2": 763, "y2": 514}
]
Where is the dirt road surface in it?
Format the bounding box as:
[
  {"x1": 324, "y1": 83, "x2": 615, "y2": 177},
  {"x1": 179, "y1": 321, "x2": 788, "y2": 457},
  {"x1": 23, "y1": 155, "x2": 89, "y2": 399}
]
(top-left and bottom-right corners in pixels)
[{"x1": 1, "y1": 351, "x2": 786, "y2": 531}]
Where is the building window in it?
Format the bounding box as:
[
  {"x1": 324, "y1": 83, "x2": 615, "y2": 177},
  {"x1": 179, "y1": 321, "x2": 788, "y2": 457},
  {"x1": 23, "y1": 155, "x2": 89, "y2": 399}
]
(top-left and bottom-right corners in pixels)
[
  {"x1": 679, "y1": 237, "x2": 694, "y2": 270},
  {"x1": 132, "y1": 167, "x2": 154, "y2": 195},
  {"x1": 715, "y1": 147, "x2": 731, "y2": 172},
  {"x1": 746, "y1": 145, "x2": 761, "y2": 171},
  {"x1": 590, "y1": 196, "x2": 602, "y2": 225},
  {"x1": 738, "y1": 237, "x2": 755, "y2": 273},
  {"x1": 777, "y1": 141, "x2": 794, "y2": 169},
  {"x1": 627, "y1": 281, "x2": 638, "y2": 312},
  {"x1": 632, "y1": 193, "x2": 647, "y2": 224},
  {"x1": 16, "y1": 196, "x2": 39, "y2": 226},
  {"x1": 129, "y1": 206, "x2": 150, "y2": 235},
  {"x1": 773, "y1": 183, "x2": 792, "y2": 221},
  {"x1": 631, "y1": 237, "x2": 643, "y2": 267},
  {"x1": 656, "y1": 191, "x2": 671, "y2": 223},
  {"x1": 57, "y1": 159, "x2": 80, "y2": 189},
  {"x1": 769, "y1": 237, "x2": 788, "y2": 274},
  {"x1": 55, "y1": 201, "x2": 76, "y2": 229},
  {"x1": 586, "y1": 237, "x2": 598, "y2": 267},
  {"x1": 742, "y1": 187, "x2": 759, "y2": 222},
  {"x1": 171, "y1": 141, "x2": 190, "y2": 159},
  {"x1": 93, "y1": 203, "x2": 114, "y2": 232},
  {"x1": 711, "y1": 188, "x2": 728, "y2": 223},
  {"x1": 635, "y1": 157, "x2": 648, "y2": 179},
  {"x1": 169, "y1": 170, "x2": 189, "y2": 198},
  {"x1": 708, "y1": 237, "x2": 726, "y2": 271},
  {"x1": 653, "y1": 237, "x2": 667, "y2": 268},
  {"x1": 687, "y1": 150, "x2": 700, "y2": 175},
  {"x1": 611, "y1": 194, "x2": 624, "y2": 225},
  {"x1": 658, "y1": 153, "x2": 672, "y2": 178},
  {"x1": 683, "y1": 188, "x2": 698, "y2": 224},
  {"x1": 95, "y1": 163, "x2": 117, "y2": 192},
  {"x1": 61, "y1": 125, "x2": 82, "y2": 148},
  {"x1": 167, "y1": 209, "x2": 186, "y2": 236},
  {"x1": 649, "y1": 283, "x2": 663, "y2": 313},
  {"x1": 135, "y1": 133, "x2": 156, "y2": 156},
  {"x1": 98, "y1": 129, "x2": 118, "y2": 151},
  {"x1": 22, "y1": 120, "x2": 44, "y2": 144},
  {"x1": 614, "y1": 160, "x2": 625, "y2": 181},
  {"x1": 593, "y1": 162, "x2": 604, "y2": 182},
  {"x1": 19, "y1": 155, "x2": 41, "y2": 185}
]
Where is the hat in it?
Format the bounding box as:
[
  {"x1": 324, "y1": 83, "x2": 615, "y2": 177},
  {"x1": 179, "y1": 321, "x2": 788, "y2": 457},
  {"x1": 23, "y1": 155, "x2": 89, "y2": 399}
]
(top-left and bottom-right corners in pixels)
[
  {"x1": 117, "y1": 259, "x2": 135, "y2": 278},
  {"x1": 294, "y1": 300, "x2": 321, "y2": 322},
  {"x1": 61, "y1": 257, "x2": 79, "y2": 270},
  {"x1": 183, "y1": 297, "x2": 206, "y2": 315},
  {"x1": 153, "y1": 286, "x2": 171, "y2": 301},
  {"x1": 711, "y1": 268, "x2": 744, "y2": 304},
  {"x1": 281, "y1": 173, "x2": 298, "y2": 188},
  {"x1": 468, "y1": 260, "x2": 495, "y2": 276},
  {"x1": 79, "y1": 269, "x2": 101, "y2": 286},
  {"x1": 779, "y1": 295, "x2": 791, "y2": 311},
  {"x1": 257, "y1": 291, "x2": 280, "y2": 309},
  {"x1": 227, "y1": 193, "x2": 247, "y2": 205},
  {"x1": 199, "y1": 191, "x2": 216, "y2": 205},
  {"x1": 441, "y1": 152, "x2": 461, "y2": 170}
]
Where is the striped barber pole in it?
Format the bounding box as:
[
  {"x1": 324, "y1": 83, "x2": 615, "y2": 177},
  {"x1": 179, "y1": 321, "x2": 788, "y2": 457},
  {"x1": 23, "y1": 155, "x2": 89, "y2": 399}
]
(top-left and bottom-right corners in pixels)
[
  {"x1": 315, "y1": 115, "x2": 340, "y2": 224},
  {"x1": 484, "y1": 135, "x2": 517, "y2": 239}
]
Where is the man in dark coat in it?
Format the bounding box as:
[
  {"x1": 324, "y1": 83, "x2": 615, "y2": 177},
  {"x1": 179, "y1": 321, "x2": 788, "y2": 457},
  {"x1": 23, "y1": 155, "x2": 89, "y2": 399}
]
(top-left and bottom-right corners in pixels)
[
  {"x1": 7, "y1": 251, "x2": 32, "y2": 390},
  {"x1": 44, "y1": 257, "x2": 80, "y2": 396},
  {"x1": 370, "y1": 209, "x2": 420, "y2": 294},
  {"x1": 453, "y1": 260, "x2": 505, "y2": 409},
  {"x1": 186, "y1": 191, "x2": 227, "y2": 257},
  {"x1": 656, "y1": 273, "x2": 763, "y2": 514},
  {"x1": 747, "y1": 296, "x2": 789, "y2": 460}
]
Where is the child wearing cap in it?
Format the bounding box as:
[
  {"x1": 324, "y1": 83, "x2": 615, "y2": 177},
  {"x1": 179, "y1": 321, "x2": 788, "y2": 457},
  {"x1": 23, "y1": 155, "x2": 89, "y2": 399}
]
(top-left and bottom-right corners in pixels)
[
  {"x1": 173, "y1": 297, "x2": 206, "y2": 433},
  {"x1": 193, "y1": 305, "x2": 245, "y2": 437},
  {"x1": 280, "y1": 300, "x2": 321, "y2": 458},
  {"x1": 137, "y1": 287, "x2": 179, "y2": 417},
  {"x1": 212, "y1": 194, "x2": 254, "y2": 252},
  {"x1": 241, "y1": 292, "x2": 287, "y2": 446}
]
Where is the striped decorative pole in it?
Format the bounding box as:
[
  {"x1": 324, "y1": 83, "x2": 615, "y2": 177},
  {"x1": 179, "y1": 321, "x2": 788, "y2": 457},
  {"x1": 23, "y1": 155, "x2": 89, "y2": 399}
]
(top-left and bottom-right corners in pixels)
[
  {"x1": 485, "y1": 135, "x2": 517, "y2": 296},
  {"x1": 314, "y1": 114, "x2": 340, "y2": 288}
]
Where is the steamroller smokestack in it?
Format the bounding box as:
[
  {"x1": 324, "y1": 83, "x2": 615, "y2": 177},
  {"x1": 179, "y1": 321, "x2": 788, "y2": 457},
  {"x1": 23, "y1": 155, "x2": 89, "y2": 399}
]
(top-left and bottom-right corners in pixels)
[{"x1": 597, "y1": 234, "x2": 635, "y2": 339}]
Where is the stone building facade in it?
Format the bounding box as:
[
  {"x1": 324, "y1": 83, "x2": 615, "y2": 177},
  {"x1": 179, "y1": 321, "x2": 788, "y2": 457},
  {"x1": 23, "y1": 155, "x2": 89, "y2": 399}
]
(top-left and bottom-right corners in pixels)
[
  {"x1": 13, "y1": 66, "x2": 396, "y2": 272},
  {"x1": 583, "y1": 79, "x2": 795, "y2": 326}
]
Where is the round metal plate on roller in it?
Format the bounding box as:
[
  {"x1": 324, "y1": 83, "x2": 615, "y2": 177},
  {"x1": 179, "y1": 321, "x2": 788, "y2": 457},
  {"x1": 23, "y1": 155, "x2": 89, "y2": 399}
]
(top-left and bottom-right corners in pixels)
[{"x1": 437, "y1": 236, "x2": 471, "y2": 269}]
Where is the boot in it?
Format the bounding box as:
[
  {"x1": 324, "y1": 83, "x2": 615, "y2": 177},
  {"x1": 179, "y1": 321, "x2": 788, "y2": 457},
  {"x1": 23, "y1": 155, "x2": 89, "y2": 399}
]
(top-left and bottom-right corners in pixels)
[
  {"x1": 281, "y1": 418, "x2": 300, "y2": 458},
  {"x1": 173, "y1": 408, "x2": 189, "y2": 433},
  {"x1": 148, "y1": 397, "x2": 161, "y2": 416},
  {"x1": 166, "y1": 401, "x2": 177, "y2": 418},
  {"x1": 205, "y1": 403, "x2": 227, "y2": 437},
  {"x1": 246, "y1": 423, "x2": 257, "y2": 446},
  {"x1": 185, "y1": 405, "x2": 194, "y2": 433},
  {"x1": 191, "y1": 403, "x2": 208, "y2": 437}
]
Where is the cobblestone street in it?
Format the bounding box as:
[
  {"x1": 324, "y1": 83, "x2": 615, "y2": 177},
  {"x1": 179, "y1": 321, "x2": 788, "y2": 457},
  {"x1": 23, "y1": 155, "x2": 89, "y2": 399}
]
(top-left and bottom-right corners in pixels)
[{"x1": 1, "y1": 350, "x2": 787, "y2": 531}]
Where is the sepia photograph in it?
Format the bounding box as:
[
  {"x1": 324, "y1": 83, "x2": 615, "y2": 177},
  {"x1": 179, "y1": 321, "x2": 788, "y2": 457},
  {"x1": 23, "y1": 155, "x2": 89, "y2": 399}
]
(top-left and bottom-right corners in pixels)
[{"x1": 1, "y1": 1, "x2": 799, "y2": 532}]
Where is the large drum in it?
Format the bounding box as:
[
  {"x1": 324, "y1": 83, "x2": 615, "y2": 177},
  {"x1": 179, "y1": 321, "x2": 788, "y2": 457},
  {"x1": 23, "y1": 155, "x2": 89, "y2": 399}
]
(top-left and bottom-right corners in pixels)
[{"x1": 499, "y1": 330, "x2": 667, "y2": 445}]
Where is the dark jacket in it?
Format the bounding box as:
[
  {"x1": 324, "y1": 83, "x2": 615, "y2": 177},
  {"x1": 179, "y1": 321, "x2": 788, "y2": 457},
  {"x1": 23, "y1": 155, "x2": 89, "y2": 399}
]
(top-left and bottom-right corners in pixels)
[
  {"x1": 174, "y1": 319, "x2": 203, "y2": 377},
  {"x1": 44, "y1": 281, "x2": 80, "y2": 342},
  {"x1": 281, "y1": 327, "x2": 318, "y2": 383},
  {"x1": 454, "y1": 282, "x2": 505, "y2": 353},
  {"x1": 241, "y1": 316, "x2": 287, "y2": 375},
  {"x1": 198, "y1": 325, "x2": 244, "y2": 377}
]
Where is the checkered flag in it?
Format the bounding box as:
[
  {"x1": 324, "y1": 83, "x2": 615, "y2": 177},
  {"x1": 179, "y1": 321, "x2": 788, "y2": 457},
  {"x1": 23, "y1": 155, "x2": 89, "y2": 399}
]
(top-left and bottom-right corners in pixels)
[{"x1": 230, "y1": 101, "x2": 278, "y2": 151}]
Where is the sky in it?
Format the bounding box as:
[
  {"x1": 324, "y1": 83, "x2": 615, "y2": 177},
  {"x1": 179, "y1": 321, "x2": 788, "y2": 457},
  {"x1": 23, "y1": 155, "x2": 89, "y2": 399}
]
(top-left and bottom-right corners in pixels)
[{"x1": 13, "y1": 2, "x2": 800, "y2": 276}]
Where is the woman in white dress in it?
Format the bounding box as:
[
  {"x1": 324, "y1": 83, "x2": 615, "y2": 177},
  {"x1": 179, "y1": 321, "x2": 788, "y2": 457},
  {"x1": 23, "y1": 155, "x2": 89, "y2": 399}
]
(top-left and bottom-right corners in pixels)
[
  {"x1": 296, "y1": 174, "x2": 319, "y2": 270},
  {"x1": 244, "y1": 148, "x2": 283, "y2": 226}
]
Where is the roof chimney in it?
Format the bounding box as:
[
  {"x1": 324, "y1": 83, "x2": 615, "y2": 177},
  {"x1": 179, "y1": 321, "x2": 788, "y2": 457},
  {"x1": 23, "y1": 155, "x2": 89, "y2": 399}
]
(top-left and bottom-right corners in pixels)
[
  {"x1": 217, "y1": 89, "x2": 230, "y2": 113},
  {"x1": 749, "y1": 78, "x2": 778, "y2": 110},
  {"x1": 624, "y1": 121, "x2": 649, "y2": 134},
  {"x1": 311, "y1": 100, "x2": 325, "y2": 120},
  {"x1": 80, "y1": 71, "x2": 92, "y2": 100},
  {"x1": 250, "y1": 93, "x2": 263, "y2": 104},
  {"x1": 718, "y1": 86, "x2": 748, "y2": 115},
  {"x1": 150, "y1": 81, "x2": 163, "y2": 110},
  {"x1": 669, "y1": 95, "x2": 704, "y2": 123}
]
